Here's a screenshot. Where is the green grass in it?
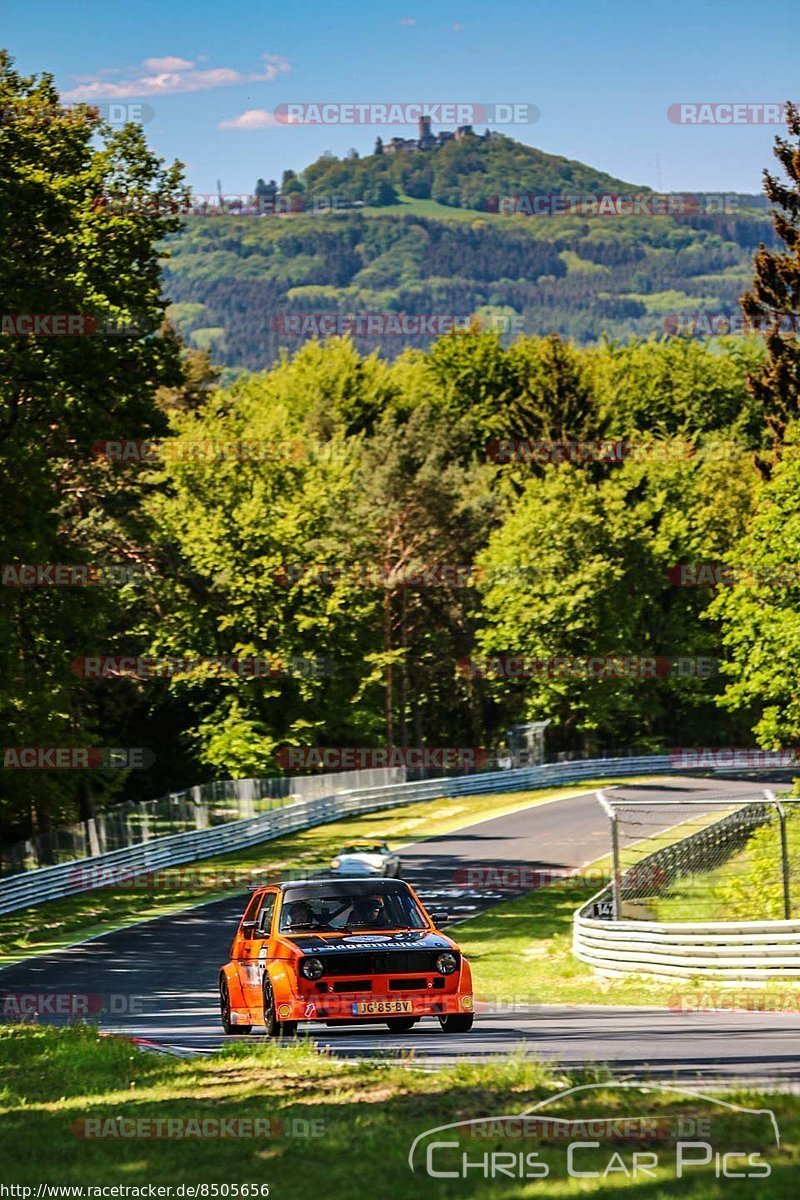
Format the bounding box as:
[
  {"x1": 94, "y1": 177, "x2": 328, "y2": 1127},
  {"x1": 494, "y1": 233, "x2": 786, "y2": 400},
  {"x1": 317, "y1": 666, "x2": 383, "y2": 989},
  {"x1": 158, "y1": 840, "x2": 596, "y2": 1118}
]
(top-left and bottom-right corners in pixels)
[
  {"x1": 457, "y1": 863, "x2": 800, "y2": 1008},
  {"x1": 1, "y1": 1024, "x2": 798, "y2": 1196},
  {"x1": 653, "y1": 810, "x2": 800, "y2": 923},
  {"x1": 458, "y1": 875, "x2": 690, "y2": 1008},
  {"x1": 0, "y1": 781, "x2": 624, "y2": 966}
]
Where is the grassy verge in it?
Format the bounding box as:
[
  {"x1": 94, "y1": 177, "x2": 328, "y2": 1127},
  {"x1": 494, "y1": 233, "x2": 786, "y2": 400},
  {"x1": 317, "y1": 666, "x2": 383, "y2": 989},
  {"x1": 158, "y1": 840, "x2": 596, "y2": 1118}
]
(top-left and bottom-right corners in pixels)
[
  {"x1": 0, "y1": 1024, "x2": 797, "y2": 1197},
  {"x1": 653, "y1": 810, "x2": 800, "y2": 923},
  {"x1": 0, "y1": 781, "x2": 625, "y2": 966}
]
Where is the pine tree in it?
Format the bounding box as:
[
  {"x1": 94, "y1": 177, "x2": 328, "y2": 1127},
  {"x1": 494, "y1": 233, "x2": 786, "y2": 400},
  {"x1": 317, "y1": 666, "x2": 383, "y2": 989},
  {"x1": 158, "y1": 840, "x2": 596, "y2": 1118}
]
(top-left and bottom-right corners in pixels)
[{"x1": 741, "y1": 102, "x2": 800, "y2": 444}]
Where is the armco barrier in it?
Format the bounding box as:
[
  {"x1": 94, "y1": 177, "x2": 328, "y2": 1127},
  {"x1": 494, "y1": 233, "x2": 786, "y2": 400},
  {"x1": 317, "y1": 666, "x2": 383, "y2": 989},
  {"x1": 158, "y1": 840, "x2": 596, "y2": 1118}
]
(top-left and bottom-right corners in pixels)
[
  {"x1": 573, "y1": 906, "x2": 800, "y2": 980},
  {"x1": 0, "y1": 754, "x2": 672, "y2": 915}
]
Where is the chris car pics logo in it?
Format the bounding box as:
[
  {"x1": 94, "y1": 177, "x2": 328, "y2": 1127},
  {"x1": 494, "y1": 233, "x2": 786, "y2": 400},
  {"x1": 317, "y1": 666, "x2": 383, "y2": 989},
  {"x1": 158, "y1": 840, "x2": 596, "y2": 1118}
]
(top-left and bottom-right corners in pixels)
[{"x1": 407, "y1": 1083, "x2": 778, "y2": 1181}]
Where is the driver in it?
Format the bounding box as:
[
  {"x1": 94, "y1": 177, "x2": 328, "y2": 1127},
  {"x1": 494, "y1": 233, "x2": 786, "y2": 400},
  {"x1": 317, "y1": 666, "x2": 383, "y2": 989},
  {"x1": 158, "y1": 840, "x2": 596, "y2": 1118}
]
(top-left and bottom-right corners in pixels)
[
  {"x1": 284, "y1": 900, "x2": 315, "y2": 929},
  {"x1": 351, "y1": 895, "x2": 387, "y2": 927}
]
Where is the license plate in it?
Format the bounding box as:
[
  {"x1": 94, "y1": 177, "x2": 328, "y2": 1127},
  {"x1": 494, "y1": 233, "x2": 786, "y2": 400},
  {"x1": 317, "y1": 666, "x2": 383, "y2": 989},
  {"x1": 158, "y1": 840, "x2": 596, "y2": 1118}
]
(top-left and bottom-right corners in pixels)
[{"x1": 351, "y1": 1000, "x2": 413, "y2": 1016}]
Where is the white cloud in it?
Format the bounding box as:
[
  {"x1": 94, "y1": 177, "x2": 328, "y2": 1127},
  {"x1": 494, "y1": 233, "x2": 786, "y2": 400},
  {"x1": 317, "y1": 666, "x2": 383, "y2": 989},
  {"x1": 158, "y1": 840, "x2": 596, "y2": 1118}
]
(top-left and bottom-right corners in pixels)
[
  {"x1": 62, "y1": 54, "x2": 291, "y2": 101},
  {"x1": 399, "y1": 17, "x2": 417, "y2": 25},
  {"x1": 141, "y1": 56, "x2": 195, "y2": 72},
  {"x1": 218, "y1": 108, "x2": 280, "y2": 130}
]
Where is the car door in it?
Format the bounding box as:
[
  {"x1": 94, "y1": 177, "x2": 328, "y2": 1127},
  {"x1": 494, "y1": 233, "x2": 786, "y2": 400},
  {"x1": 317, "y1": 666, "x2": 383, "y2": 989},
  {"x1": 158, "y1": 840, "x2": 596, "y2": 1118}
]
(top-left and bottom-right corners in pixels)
[{"x1": 237, "y1": 889, "x2": 277, "y2": 1014}]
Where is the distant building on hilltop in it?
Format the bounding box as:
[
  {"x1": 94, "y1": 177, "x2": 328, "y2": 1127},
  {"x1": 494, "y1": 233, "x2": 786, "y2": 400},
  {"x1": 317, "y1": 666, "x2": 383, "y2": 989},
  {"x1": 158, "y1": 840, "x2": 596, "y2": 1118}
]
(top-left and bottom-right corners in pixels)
[{"x1": 382, "y1": 115, "x2": 478, "y2": 154}]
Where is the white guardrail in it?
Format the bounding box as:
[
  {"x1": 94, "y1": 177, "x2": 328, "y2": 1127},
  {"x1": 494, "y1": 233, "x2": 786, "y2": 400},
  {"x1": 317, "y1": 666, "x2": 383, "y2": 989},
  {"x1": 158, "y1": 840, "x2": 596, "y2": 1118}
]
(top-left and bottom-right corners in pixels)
[
  {"x1": 573, "y1": 907, "x2": 800, "y2": 981},
  {"x1": 0, "y1": 754, "x2": 671, "y2": 915}
]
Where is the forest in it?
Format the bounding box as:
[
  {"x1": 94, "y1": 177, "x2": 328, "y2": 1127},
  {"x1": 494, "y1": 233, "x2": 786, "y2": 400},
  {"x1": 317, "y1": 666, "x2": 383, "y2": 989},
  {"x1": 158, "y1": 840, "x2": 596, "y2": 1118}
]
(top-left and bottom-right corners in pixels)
[{"x1": 3, "y1": 50, "x2": 800, "y2": 851}]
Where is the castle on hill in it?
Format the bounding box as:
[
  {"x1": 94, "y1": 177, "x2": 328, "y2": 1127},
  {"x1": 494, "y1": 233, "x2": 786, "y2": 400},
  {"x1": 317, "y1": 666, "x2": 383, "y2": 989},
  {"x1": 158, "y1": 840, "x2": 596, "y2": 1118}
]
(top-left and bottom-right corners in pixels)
[{"x1": 381, "y1": 114, "x2": 479, "y2": 154}]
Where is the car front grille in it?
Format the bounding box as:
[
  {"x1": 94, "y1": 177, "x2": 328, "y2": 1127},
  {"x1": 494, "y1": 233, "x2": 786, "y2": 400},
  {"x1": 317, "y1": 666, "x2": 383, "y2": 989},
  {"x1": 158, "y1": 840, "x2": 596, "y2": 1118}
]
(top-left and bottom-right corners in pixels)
[{"x1": 315, "y1": 950, "x2": 454, "y2": 977}]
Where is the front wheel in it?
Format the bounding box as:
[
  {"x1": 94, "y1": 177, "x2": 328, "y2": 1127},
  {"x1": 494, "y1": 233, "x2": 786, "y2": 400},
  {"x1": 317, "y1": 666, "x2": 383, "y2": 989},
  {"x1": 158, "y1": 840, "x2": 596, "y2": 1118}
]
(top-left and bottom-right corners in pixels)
[
  {"x1": 385, "y1": 1017, "x2": 417, "y2": 1032},
  {"x1": 262, "y1": 978, "x2": 298, "y2": 1038},
  {"x1": 219, "y1": 977, "x2": 251, "y2": 1036},
  {"x1": 438, "y1": 1013, "x2": 474, "y2": 1033}
]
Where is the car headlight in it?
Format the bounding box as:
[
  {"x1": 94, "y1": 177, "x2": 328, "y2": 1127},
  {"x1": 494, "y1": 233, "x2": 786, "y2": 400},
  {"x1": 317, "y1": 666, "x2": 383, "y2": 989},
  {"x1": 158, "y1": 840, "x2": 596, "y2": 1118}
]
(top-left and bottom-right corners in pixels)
[
  {"x1": 435, "y1": 952, "x2": 458, "y2": 976},
  {"x1": 331, "y1": 859, "x2": 341, "y2": 868},
  {"x1": 300, "y1": 956, "x2": 325, "y2": 980}
]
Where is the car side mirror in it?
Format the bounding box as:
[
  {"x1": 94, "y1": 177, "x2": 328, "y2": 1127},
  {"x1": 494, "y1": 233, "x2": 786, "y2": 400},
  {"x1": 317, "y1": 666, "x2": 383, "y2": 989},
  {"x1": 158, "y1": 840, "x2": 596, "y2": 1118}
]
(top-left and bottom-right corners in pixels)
[
  {"x1": 242, "y1": 920, "x2": 268, "y2": 939},
  {"x1": 429, "y1": 910, "x2": 448, "y2": 928}
]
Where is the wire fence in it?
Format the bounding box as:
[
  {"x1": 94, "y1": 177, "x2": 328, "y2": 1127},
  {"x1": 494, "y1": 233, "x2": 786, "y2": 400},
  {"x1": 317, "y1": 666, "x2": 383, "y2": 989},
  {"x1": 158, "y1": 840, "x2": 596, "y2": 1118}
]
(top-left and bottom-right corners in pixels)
[
  {"x1": 0, "y1": 768, "x2": 405, "y2": 877},
  {"x1": 597, "y1": 790, "x2": 800, "y2": 922}
]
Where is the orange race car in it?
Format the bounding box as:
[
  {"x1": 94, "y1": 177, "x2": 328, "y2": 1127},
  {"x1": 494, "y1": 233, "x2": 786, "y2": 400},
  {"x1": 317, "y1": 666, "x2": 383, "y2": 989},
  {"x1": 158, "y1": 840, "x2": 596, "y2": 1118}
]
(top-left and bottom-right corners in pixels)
[{"x1": 218, "y1": 878, "x2": 474, "y2": 1036}]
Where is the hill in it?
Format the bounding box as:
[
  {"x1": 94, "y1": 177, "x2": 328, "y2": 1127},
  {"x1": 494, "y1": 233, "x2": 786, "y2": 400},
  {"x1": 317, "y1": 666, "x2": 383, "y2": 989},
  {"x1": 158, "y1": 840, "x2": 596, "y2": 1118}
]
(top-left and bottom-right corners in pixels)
[
  {"x1": 298, "y1": 130, "x2": 644, "y2": 210},
  {"x1": 161, "y1": 134, "x2": 775, "y2": 372}
]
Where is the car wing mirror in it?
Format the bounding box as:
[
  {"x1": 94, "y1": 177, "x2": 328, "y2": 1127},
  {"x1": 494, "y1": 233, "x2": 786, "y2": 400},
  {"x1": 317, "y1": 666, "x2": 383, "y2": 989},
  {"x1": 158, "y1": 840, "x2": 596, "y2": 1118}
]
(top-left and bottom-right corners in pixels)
[{"x1": 242, "y1": 919, "x2": 269, "y2": 938}]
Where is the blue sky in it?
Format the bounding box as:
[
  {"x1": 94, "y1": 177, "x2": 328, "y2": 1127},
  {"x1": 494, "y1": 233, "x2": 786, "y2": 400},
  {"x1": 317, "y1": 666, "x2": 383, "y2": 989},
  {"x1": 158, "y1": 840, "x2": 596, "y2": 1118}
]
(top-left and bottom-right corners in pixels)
[{"x1": 3, "y1": 0, "x2": 797, "y2": 194}]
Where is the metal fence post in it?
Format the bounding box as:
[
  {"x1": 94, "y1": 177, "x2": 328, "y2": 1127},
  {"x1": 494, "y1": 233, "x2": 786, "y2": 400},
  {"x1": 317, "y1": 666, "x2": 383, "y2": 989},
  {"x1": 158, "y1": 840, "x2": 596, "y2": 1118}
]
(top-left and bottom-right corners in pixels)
[
  {"x1": 596, "y1": 789, "x2": 620, "y2": 919},
  {"x1": 766, "y1": 789, "x2": 791, "y2": 919}
]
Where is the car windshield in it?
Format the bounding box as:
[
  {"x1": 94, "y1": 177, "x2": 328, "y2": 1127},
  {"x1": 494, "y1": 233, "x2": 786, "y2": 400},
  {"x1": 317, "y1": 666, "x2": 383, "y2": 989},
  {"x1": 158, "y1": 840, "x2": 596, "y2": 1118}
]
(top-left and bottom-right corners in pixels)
[
  {"x1": 278, "y1": 888, "x2": 426, "y2": 933},
  {"x1": 341, "y1": 843, "x2": 384, "y2": 854}
]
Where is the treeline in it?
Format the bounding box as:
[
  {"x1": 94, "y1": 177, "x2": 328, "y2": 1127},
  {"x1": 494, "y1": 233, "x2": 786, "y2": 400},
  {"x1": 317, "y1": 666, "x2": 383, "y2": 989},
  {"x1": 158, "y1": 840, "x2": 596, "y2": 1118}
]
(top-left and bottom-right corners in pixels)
[{"x1": 163, "y1": 206, "x2": 778, "y2": 370}]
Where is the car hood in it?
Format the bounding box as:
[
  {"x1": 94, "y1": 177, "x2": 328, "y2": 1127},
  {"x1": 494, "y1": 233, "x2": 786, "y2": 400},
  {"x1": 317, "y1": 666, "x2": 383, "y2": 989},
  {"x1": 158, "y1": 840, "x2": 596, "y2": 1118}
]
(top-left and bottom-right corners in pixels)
[{"x1": 280, "y1": 930, "x2": 455, "y2": 953}]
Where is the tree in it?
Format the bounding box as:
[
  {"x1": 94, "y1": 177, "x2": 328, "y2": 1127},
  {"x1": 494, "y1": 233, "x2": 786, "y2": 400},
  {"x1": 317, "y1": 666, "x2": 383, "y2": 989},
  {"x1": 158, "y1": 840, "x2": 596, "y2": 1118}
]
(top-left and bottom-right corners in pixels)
[
  {"x1": 475, "y1": 445, "x2": 760, "y2": 753},
  {"x1": 741, "y1": 102, "x2": 800, "y2": 444},
  {"x1": 0, "y1": 51, "x2": 187, "y2": 841},
  {"x1": 348, "y1": 406, "x2": 498, "y2": 748},
  {"x1": 374, "y1": 136, "x2": 384, "y2": 156},
  {"x1": 709, "y1": 430, "x2": 800, "y2": 747},
  {"x1": 281, "y1": 168, "x2": 304, "y2": 195}
]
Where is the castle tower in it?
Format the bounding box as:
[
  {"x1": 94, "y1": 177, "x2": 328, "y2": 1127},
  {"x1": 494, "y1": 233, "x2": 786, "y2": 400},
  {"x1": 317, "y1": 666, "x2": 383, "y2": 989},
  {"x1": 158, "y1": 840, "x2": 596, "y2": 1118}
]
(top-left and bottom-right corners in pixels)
[{"x1": 418, "y1": 113, "x2": 432, "y2": 141}]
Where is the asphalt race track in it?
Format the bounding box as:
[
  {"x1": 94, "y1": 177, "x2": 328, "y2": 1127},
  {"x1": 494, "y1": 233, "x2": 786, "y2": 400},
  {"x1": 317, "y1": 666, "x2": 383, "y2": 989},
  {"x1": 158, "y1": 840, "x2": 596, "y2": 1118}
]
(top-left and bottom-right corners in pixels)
[{"x1": 2, "y1": 775, "x2": 799, "y2": 1083}]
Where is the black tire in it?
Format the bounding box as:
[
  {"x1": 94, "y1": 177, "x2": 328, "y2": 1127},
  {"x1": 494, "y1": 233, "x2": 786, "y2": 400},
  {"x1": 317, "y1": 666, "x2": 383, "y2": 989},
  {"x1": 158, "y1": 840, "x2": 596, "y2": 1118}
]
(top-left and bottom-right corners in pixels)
[
  {"x1": 262, "y1": 977, "x2": 298, "y2": 1038},
  {"x1": 438, "y1": 1013, "x2": 474, "y2": 1033},
  {"x1": 385, "y1": 1017, "x2": 417, "y2": 1032},
  {"x1": 219, "y1": 977, "x2": 252, "y2": 1036}
]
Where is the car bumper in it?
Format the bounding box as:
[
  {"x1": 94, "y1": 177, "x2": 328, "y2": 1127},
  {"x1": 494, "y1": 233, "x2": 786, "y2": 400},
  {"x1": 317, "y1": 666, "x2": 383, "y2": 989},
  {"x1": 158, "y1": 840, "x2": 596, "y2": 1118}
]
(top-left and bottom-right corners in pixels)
[
  {"x1": 329, "y1": 864, "x2": 384, "y2": 876},
  {"x1": 276, "y1": 991, "x2": 474, "y2": 1022}
]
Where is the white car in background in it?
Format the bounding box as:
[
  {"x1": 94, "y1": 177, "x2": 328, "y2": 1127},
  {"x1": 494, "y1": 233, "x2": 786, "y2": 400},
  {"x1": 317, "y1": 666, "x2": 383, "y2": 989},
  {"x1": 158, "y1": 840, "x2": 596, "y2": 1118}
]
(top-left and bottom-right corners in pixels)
[{"x1": 329, "y1": 841, "x2": 401, "y2": 878}]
